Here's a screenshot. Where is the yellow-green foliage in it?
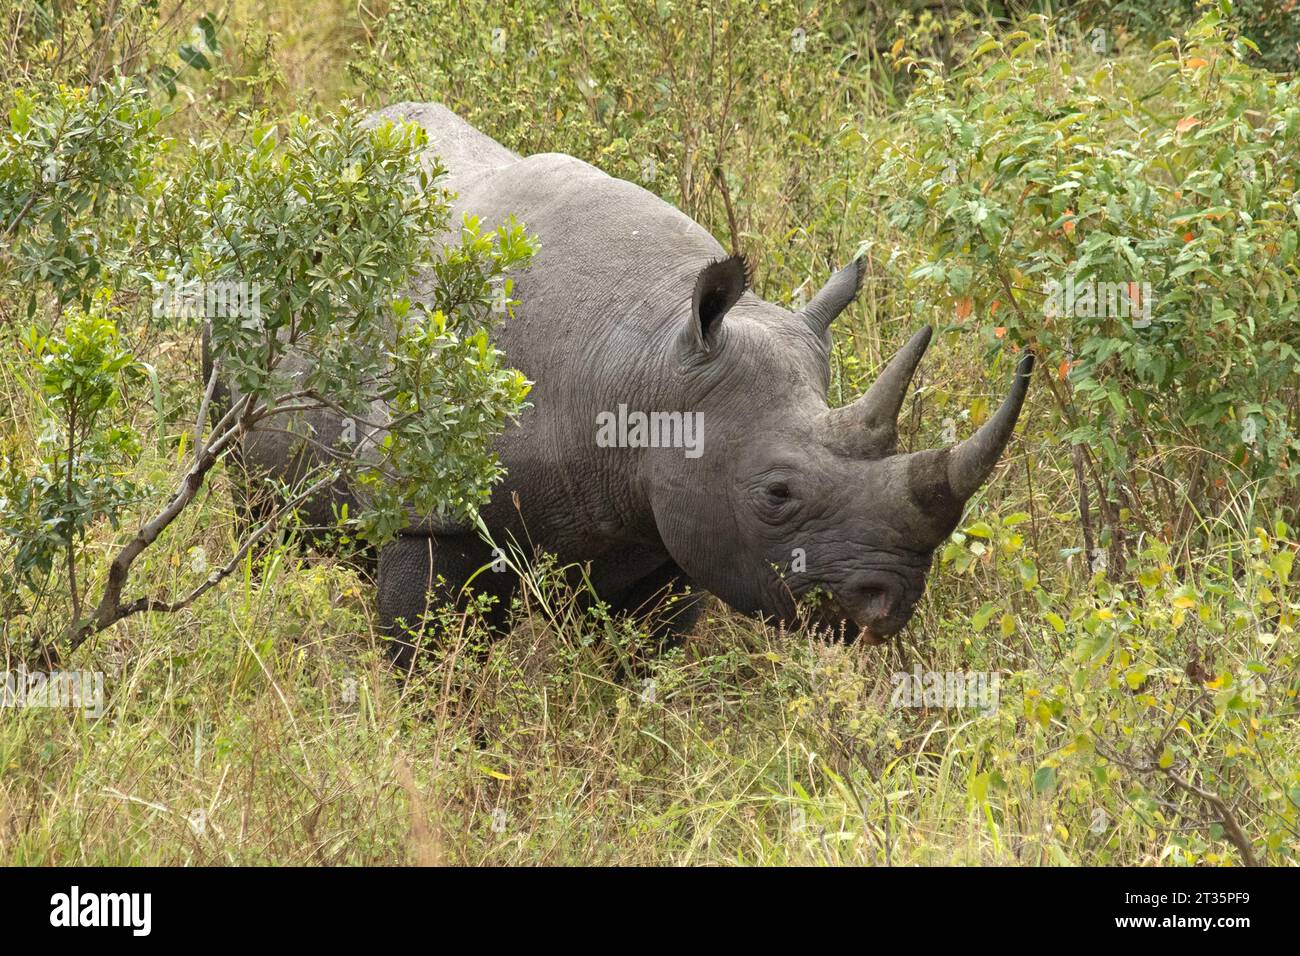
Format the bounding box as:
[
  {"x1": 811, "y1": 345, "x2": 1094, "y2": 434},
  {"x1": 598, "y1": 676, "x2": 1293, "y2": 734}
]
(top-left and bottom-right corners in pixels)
[{"x1": 0, "y1": 0, "x2": 1297, "y2": 865}]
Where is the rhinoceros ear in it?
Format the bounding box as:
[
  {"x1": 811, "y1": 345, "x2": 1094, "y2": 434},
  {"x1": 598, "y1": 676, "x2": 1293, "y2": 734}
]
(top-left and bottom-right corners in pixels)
[{"x1": 683, "y1": 255, "x2": 750, "y2": 354}]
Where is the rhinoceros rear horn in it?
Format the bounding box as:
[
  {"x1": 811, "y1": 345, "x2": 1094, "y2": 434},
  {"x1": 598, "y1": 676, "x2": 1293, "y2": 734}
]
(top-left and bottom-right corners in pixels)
[
  {"x1": 822, "y1": 324, "x2": 932, "y2": 457},
  {"x1": 684, "y1": 254, "x2": 750, "y2": 353},
  {"x1": 802, "y1": 257, "x2": 866, "y2": 334},
  {"x1": 946, "y1": 352, "x2": 1035, "y2": 500}
]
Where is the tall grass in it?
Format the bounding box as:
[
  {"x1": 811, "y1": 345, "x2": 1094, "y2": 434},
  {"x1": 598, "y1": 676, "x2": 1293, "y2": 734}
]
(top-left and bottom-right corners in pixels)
[{"x1": 1, "y1": 0, "x2": 1296, "y2": 866}]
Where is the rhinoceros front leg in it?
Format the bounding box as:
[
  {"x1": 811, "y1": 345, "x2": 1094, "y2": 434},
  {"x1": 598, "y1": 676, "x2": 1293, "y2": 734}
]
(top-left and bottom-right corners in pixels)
[
  {"x1": 604, "y1": 560, "x2": 707, "y2": 651},
  {"x1": 377, "y1": 538, "x2": 705, "y2": 667},
  {"x1": 377, "y1": 532, "x2": 513, "y2": 668}
]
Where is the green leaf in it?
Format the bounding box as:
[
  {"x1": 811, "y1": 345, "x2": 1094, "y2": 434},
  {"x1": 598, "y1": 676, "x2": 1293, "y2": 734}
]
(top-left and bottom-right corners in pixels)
[
  {"x1": 972, "y1": 602, "x2": 999, "y2": 631},
  {"x1": 1033, "y1": 766, "x2": 1056, "y2": 794}
]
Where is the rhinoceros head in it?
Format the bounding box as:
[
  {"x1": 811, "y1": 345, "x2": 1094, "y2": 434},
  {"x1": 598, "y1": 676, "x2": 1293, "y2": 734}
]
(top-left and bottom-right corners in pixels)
[{"x1": 647, "y1": 255, "x2": 1033, "y2": 643}]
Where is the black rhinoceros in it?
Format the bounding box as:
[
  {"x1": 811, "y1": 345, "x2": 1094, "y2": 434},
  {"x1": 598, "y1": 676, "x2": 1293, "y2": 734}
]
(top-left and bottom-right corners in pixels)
[{"x1": 215, "y1": 102, "x2": 1033, "y2": 661}]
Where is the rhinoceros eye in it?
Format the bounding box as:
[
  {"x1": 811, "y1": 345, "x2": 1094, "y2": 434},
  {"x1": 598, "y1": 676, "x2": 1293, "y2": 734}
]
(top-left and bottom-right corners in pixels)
[
  {"x1": 757, "y1": 481, "x2": 799, "y2": 518},
  {"x1": 766, "y1": 481, "x2": 791, "y2": 501},
  {"x1": 749, "y1": 472, "x2": 798, "y2": 521}
]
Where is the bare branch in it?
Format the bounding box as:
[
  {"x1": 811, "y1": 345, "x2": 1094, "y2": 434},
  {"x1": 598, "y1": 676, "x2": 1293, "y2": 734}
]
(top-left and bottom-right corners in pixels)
[
  {"x1": 102, "y1": 470, "x2": 340, "y2": 623},
  {"x1": 194, "y1": 356, "x2": 220, "y2": 460},
  {"x1": 65, "y1": 397, "x2": 260, "y2": 655},
  {"x1": 1093, "y1": 735, "x2": 1261, "y2": 867}
]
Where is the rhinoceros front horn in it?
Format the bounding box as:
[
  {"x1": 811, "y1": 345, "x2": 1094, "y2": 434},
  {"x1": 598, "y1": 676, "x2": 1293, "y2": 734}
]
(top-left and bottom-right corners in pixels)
[{"x1": 946, "y1": 352, "x2": 1035, "y2": 500}]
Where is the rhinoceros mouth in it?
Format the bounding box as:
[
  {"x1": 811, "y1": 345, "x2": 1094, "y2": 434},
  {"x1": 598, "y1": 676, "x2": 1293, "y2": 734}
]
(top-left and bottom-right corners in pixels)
[
  {"x1": 798, "y1": 583, "x2": 917, "y2": 645},
  {"x1": 802, "y1": 602, "x2": 885, "y2": 645},
  {"x1": 787, "y1": 587, "x2": 861, "y2": 643}
]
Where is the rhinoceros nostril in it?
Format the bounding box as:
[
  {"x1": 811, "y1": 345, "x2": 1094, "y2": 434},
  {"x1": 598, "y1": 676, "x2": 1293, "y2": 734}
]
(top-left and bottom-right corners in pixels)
[
  {"x1": 857, "y1": 586, "x2": 891, "y2": 613},
  {"x1": 836, "y1": 582, "x2": 897, "y2": 627}
]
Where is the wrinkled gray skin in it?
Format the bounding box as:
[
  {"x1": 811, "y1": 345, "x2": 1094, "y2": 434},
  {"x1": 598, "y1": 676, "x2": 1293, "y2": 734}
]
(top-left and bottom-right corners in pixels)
[{"x1": 214, "y1": 102, "x2": 1033, "y2": 663}]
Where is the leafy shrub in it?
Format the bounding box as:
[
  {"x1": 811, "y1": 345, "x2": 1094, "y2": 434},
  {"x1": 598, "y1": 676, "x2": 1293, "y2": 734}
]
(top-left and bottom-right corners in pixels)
[
  {"x1": 865, "y1": 8, "x2": 1300, "y2": 544},
  {"x1": 152, "y1": 109, "x2": 535, "y2": 540},
  {"x1": 0, "y1": 294, "x2": 143, "y2": 627},
  {"x1": 940, "y1": 505, "x2": 1298, "y2": 865},
  {"x1": 0, "y1": 0, "x2": 202, "y2": 89},
  {"x1": 1070, "y1": 0, "x2": 1300, "y2": 73},
  {"x1": 1, "y1": 97, "x2": 535, "y2": 655},
  {"x1": 0, "y1": 79, "x2": 161, "y2": 312}
]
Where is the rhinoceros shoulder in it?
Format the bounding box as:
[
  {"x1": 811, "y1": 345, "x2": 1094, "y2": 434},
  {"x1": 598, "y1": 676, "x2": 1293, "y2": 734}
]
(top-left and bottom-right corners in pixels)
[{"x1": 367, "y1": 103, "x2": 723, "y2": 261}]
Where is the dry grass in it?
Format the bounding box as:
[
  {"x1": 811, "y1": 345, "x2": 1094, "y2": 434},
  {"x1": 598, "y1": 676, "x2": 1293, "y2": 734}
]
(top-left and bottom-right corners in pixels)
[{"x1": 0, "y1": 0, "x2": 1295, "y2": 868}]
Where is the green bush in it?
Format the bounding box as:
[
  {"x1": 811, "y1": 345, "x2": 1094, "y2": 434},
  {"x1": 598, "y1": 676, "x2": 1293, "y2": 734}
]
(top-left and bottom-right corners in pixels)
[
  {"x1": 864, "y1": 8, "x2": 1300, "y2": 542},
  {"x1": 0, "y1": 79, "x2": 162, "y2": 312},
  {"x1": 1070, "y1": 0, "x2": 1300, "y2": 73},
  {"x1": 152, "y1": 109, "x2": 535, "y2": 539},
  {"x1": 939, "y1": 504, "x2": 1298, "y2": 865},
  {"x1": 1, "y1": 93, "x2": 535, "y2": 655},
  {"x1": 0, "y1": 295, "x2": 143, "y2": 625}
]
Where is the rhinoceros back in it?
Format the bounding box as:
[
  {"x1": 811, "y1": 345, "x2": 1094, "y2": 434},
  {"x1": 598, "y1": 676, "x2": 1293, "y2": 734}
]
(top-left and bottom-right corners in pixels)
[{"x1": 365, "y1": 102, "x2": 521, "y2": 189}]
